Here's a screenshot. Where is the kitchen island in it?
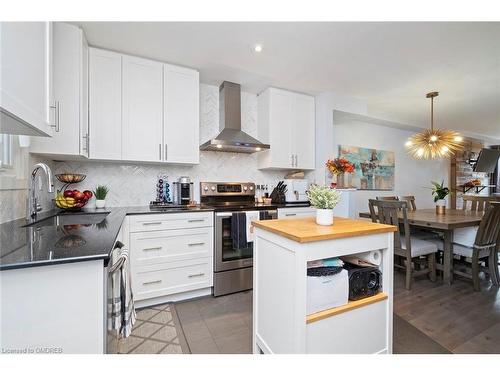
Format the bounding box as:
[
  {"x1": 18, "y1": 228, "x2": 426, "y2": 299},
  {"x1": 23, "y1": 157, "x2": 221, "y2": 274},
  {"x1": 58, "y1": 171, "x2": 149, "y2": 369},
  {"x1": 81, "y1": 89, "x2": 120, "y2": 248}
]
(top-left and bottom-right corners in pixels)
[{"x1": 252, "y1": 216, "x2": 396, "y2": 354}]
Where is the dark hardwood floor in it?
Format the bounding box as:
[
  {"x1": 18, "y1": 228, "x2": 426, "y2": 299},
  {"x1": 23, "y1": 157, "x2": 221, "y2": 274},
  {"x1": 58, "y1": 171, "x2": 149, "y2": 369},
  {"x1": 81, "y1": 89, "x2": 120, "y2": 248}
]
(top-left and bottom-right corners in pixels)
[{"x1": 393, "y1": 271, "x2": 500, "y2": 353}]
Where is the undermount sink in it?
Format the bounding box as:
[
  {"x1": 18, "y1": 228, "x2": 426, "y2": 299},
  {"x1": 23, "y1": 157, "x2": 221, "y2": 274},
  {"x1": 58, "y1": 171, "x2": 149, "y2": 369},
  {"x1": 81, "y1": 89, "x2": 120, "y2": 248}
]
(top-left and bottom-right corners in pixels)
[{"x1": 23, "y1": 212, "x2": 110, "y2": 228}]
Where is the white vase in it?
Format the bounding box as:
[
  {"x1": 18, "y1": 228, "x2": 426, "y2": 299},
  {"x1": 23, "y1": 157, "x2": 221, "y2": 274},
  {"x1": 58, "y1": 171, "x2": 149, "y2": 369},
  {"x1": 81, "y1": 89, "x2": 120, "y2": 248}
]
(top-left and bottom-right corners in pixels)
[
  {"x1": 316, "y1": 208, "x2": 334, "y2": 226},
  {"x1": 95, "y1": 199, "x2": 106, "y2": 209}
]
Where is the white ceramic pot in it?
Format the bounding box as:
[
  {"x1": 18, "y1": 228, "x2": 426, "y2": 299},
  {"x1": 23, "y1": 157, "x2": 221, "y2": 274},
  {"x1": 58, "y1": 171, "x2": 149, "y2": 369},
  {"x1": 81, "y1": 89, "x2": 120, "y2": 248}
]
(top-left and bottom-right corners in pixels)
[
  {"x1": 436, "y1": 199, "x2": 446, "y2": 207},
  {"x1": 316, "y1": 208, "x2": 334, "y2": 226},
  {"x1": 95, "y1": 199, "x2": 106, "y2": 209}
]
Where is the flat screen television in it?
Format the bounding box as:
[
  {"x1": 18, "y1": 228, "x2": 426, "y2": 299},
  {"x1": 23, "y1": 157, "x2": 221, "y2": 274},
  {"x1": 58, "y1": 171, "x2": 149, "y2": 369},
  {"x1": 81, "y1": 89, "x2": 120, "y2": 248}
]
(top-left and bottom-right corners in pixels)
[{"x1": 474, "y1": 148, "x2": 500, "y2": 173}]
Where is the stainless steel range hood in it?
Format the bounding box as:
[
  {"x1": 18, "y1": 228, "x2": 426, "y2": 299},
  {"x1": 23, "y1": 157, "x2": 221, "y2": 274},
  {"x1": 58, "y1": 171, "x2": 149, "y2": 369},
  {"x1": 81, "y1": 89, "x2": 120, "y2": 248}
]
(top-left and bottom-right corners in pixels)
[{"x1": 199, "y1": 81, "x2": 270, "y2": 153}]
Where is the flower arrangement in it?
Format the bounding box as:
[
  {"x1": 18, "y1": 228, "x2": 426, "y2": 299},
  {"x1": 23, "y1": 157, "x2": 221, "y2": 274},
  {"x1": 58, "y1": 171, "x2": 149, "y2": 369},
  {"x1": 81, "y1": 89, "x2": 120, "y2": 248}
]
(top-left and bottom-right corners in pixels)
[
  {"x1": 326, "y1": 157, "x2": 355, "y2": 175},
  {"x1": 307, "y1": 184, "x2": 342, "y2": 210}
]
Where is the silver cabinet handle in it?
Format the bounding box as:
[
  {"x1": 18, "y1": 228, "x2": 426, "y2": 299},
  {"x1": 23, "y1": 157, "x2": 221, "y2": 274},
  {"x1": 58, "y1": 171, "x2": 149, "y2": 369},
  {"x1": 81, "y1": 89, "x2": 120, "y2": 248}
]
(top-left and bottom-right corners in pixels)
[
  {"x1": 188, "y1": 219, "x2": 204, "y2": 223},
  {"x1": 291, "y1": 154, "x2": 294, "y2": 166},
  {"x1": 142, "y1": 246, "x2": 162, "y2": 252},
  {"x1": 165, "y1": 144, "x2": 168, "y2": 161},
  {"x1": 50, "y1": 101, "x2": 60, "y2": 132},
  {"x1": 285, "y1": 213, "x2": 297, "y2": 216},
  {"x1": 295, "y1": 154, "x2": 298, "y2": 167},
  {"x1": 159, "y1": 144, "x2": 162, "y2": 161},
  {"x1": 188, "y1": 273, "x2": 205, "y2": 278},
  {"x1": 82, "y1": 134, "x2": 89, "y2": 152},
  {"x1": 143, "y1": 280, "x2": 162, "y2": 285},
  {"x1": 142, "y1": 222, "x2": 162, "y2": 226},
  {"x1": 188, "y1": 242, "x2": 205, "y2": 247}
]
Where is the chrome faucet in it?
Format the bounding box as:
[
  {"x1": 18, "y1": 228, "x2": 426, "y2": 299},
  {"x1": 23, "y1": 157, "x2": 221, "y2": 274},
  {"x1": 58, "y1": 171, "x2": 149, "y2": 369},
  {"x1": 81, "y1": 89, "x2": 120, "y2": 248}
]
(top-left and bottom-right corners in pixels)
[{"x1": 27, "y1": 163, "x2": 54, "y2": 219}]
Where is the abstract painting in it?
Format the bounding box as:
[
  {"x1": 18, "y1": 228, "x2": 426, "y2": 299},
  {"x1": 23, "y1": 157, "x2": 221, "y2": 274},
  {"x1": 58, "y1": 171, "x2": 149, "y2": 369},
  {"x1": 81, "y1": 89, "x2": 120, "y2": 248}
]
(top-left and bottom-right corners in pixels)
[{"x1": 339, "y1": 145, "x2": 395, "y2": 190}]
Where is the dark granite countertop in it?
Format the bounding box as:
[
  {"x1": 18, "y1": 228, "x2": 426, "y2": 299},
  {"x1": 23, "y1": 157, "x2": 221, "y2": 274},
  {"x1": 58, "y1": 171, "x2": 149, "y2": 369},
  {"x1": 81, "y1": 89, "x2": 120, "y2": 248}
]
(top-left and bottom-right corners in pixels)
[{"x1": 0, "y1": 205, "x2": 214, "y2": 271}]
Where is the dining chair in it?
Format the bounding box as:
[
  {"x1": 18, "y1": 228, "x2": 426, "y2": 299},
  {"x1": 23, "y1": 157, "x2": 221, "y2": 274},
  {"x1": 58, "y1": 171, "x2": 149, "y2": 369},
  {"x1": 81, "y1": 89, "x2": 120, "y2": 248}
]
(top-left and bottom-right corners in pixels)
[
  {"x1": 400, "y1": 196, "x2": 417, "y2": 211},
  {"x1": 462, "y1": 195, "x2": 500, "y2": 212},
  {"x1": 430, "y1": 202, "x2": 500, "y2": 291},
  {"x1": 368, "y1": 199, "x2": 437, "y2": 290},
  {"x1": 376, "y1": 196, "x2": 399, "y2": 201}
]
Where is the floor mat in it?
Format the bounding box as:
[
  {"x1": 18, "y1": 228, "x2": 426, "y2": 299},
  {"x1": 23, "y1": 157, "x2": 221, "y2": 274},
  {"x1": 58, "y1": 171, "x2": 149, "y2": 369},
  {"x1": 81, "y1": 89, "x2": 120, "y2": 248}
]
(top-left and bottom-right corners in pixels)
[{"x1": 117, "y1": 303, "x2": 190, "y2": 354}]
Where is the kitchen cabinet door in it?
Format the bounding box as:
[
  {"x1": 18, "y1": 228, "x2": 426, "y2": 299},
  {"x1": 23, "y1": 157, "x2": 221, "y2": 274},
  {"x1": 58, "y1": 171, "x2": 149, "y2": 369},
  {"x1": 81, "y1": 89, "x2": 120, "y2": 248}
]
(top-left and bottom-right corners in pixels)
[
  {"x1": 122, "y1": 55, "x2": 163, "y2": 162},
  {"x1": 0, "y1": 22, "x2": 52, "y2": 136},
  {"x1": 292, "y1": 93, "x2": 315, "y2": 170},
  {"x1": 89, "y1": 48, "x2": 122, "y2": 160},
  {"x1": 80, "y1": 36, "x2": 89, "y2": 157},
  {"x1": 258, "y1": 88, "x2": 293, "y2": 169},
  {"x1": 163, "y1": 64, "x2": 199, "y2": 164},
  {"x1": 31, "y1": 23, "x2": 88, "y2": 157}
]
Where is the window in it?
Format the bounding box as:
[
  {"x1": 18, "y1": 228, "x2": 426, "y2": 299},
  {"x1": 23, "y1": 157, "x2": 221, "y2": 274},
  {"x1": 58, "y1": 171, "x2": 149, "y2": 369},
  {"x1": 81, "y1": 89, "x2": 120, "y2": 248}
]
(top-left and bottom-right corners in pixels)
[{"x1": 0, "y1": 134, "x2": 13, "y2": 169}]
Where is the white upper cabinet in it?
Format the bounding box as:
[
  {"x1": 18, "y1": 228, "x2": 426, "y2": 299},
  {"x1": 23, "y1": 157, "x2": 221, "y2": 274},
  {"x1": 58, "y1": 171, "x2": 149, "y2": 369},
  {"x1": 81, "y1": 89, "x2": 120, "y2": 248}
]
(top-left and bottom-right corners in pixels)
[
  {"x1": 31, "y1": 22, "x2": 89, "y2": 157},
  {"x1": 89, "y1": 48, "x2": 122, "y2": 160},
  {"x1": 0, "y1": 22, "x2": 52, "y2": 136},
  {"x1": 122, "y1": 55, "x2": 163, "y2": 162},
  {"x1": 258, "y1": 88, "x2": 315, "y2": 170},
  {"x1": 291, "y1": 93, "x2": 315, "y2": 169},
  {"x1": 163, "y1": 64, "x2": 200, "y2": 164}
]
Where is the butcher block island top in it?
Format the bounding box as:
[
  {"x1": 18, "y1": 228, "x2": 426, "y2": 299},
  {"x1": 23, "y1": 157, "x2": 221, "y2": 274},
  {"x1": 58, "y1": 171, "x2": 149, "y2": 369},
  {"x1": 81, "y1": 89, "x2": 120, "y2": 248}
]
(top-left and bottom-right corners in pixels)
[{"x1": 252, "y1": 216, "x2": 396, "y2": 243}]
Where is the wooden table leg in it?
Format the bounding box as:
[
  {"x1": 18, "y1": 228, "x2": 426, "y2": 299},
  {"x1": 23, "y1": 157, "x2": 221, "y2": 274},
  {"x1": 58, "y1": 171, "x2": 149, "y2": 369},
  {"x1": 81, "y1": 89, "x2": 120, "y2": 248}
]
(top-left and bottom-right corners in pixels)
[{"x1": 443, "y1": 230, "x2": 454, "y2": 285}]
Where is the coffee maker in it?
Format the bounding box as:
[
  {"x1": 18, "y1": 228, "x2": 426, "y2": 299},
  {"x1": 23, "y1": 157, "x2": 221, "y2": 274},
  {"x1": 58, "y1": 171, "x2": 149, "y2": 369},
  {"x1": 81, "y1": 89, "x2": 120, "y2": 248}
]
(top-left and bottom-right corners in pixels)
[{"x1": 173, "y1": 176, "x2": 194, "y2": 205}]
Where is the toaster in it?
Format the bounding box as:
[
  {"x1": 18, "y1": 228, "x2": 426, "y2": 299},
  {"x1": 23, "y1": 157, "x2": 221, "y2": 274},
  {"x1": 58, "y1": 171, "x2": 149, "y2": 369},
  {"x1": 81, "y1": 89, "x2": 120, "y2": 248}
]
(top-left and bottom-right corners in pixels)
[{"x1": 284, "y1": 179, "x2": 309, "y2": 203}]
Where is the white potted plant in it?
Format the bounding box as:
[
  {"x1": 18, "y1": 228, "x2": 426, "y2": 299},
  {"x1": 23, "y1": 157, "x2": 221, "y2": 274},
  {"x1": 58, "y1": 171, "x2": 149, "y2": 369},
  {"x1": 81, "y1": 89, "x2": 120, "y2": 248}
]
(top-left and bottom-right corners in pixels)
[
  {"x1": 94, "y1": 185, "x2": 109, "y2": 209},
  {"x1": 306, "y1": 184, "x2": 342, "y2": 226}
]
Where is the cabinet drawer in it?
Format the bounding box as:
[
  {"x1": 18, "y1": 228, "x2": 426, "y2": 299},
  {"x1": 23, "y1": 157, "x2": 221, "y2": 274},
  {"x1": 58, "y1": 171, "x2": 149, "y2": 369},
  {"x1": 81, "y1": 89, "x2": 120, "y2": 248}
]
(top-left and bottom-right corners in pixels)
[
  {"x1": 277, "y1": 207, "x2": 315, "y2": 219},
  {"x1": 130, "y1": 227, "x2": 213, "y2": 267},
  {"x1": 132, "y1": 258, "x2": 213, "y2": 301},
  {"x1": 129, "y1": 212, "x2": 213, "y2": 232}
]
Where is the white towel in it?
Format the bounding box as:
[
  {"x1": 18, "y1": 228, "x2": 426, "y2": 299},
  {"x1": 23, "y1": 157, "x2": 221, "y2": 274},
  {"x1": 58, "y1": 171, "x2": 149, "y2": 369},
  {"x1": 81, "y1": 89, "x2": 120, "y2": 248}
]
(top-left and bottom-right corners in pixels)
[
  {"x1": 246, "y1": 211, "x2": 260, "y2": 243},
  {"x1": 107, "y1": 248, "x2": 136, "y2": 339}
]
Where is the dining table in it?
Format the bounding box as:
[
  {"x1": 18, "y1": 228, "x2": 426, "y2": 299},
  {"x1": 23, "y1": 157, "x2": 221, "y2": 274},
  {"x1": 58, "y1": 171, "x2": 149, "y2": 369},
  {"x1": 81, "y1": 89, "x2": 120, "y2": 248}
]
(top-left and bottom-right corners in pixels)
[{"x1": 359, "y1": 208, "x2": 485, "y2": 285}]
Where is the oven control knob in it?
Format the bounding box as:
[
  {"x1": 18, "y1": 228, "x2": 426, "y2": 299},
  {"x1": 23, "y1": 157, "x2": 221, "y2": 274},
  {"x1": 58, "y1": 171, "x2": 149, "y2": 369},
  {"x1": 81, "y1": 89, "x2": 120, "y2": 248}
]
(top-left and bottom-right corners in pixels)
[
  {"x1": 211, "y1": 186, "x2": 216, "y2": 191},
  {"x1": 243, "y1": 186, "x2": 248, "y2": 191},
  {"x1": 203, "y1": 186, "x2": 209, "y2": 191},
  {"x1": 249, "y1": 186, "x2": 254, "y2": 191}
]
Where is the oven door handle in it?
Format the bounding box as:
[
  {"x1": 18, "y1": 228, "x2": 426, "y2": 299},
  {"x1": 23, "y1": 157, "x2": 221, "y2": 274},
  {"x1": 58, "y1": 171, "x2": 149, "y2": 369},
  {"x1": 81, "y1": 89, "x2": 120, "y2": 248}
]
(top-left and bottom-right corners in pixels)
[{"x1": 216, "y1": 212, "x2": 234, "y2": 217}]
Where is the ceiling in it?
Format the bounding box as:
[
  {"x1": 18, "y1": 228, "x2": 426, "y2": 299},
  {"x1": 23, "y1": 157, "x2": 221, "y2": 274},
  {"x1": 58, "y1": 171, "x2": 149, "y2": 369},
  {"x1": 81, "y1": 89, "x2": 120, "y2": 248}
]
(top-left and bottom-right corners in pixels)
[{"x1": 75, "y1": 22, "x2": 500, "y2": 141}]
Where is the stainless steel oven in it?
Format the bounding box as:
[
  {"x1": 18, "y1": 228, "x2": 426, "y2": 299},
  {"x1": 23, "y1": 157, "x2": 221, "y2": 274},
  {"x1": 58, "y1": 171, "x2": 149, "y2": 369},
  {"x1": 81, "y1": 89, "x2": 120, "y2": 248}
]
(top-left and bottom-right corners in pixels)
[{"x1": 200, "y1": 182, "x2": 277, "y2": 296}]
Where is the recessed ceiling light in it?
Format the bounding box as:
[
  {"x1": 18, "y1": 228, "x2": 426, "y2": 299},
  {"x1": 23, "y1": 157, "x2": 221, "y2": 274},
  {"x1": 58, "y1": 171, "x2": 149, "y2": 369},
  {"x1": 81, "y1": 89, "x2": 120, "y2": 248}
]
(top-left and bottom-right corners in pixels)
[
  {"x1": 255, "y1": 147, "x2": 261, "y2": 151},
  {"x1": 254, "y1": 44, "x2": 263, "y2": 53},
  {"x1": 216, "y1": 144, "x2": 223, "y2": 149}
]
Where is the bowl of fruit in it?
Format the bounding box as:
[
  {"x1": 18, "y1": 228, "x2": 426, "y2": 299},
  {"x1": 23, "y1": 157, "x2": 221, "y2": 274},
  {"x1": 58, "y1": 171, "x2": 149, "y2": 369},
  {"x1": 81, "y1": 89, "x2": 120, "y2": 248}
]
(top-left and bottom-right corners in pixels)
[{"x1": 55, "y1": 189, "x2": 93, "y2": 210}]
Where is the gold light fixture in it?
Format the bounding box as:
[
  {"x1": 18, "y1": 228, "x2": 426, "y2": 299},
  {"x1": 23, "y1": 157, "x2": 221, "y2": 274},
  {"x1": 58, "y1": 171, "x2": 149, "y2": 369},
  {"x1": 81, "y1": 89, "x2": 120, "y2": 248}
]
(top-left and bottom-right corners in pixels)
[{"x1": 405, "y1": 91, "x2": 463, "y2": 159}]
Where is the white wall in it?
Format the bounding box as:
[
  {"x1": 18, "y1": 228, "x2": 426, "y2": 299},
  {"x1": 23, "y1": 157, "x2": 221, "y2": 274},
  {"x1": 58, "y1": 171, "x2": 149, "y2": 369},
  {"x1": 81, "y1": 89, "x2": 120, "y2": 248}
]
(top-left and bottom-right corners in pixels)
[
  {"x1": 314, "y1": 90, "x2": 449, "y2": 214},
  {"x1": 332, "y1": 121, "x2": 450, "y2": 213},
  {"x1": 314, "y1": 91, "x2": 367, "y2": 183}
]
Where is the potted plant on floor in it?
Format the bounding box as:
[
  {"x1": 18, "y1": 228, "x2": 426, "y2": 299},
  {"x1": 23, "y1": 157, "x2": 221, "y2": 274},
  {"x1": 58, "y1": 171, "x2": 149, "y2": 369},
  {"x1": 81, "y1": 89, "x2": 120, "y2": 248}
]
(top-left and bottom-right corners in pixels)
[
  {"x1": 430, "y1": 180, "x2": 450, "y2": 215},
  {"x1": 326, "y1": 157, "x2": 355, "y2": 188},
  {"x1": 307, "y1": 184, "x2": 342, "y2": 226},
  {"x1": 94, "y1": 185, "x2": 109, "y2": 209}
]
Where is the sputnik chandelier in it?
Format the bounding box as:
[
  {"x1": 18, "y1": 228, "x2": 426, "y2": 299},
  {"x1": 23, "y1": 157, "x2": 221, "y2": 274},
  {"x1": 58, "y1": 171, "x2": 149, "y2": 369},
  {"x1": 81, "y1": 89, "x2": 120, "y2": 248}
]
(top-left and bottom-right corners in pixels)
[{"x1": 405, "y1": 91, "x2": 463, "y2": 159}]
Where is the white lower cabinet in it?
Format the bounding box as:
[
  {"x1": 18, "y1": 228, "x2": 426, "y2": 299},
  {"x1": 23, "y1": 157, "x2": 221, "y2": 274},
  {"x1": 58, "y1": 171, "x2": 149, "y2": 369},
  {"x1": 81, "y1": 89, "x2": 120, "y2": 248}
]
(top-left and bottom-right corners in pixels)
[
  {"x1": 133, "y1": 258, "x2": 213, "y2": 302},
  {"x1": 128, "y1": 212, "x2": 214, "y2": 305},
  {"x1": 277, "y1": 206, "x2": 315, "y2": 219}
]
